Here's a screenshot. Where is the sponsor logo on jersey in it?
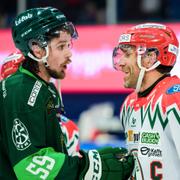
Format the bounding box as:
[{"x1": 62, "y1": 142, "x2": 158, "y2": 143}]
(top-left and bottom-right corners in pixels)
[
  {"x1": 130, "y1": 117, "x2": 137, "y2": 127},
  {"x1": 12, "y1": 118, "x2": 31, "y2": 150},
  {"x1": 140, "y1": 131, "x2": 160, "y2": 145},
  {"x1": 28, "y1": 81, "x2": 42, "y2": 106},
  {"x1": 139, "y1": 146, "x2": 162, "y2": 159},
  {"x1": 127, "y1": 130, "x2": 140, "y2": 143},
  {"x1": 2, "y1": 80, "x2": 7, "y2": 98},
  {"x1": 166, "y1": 84, "x2": 180, "y2": 94}
]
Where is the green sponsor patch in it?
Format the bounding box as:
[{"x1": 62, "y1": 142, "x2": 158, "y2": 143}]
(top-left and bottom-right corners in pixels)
[{"x1": 141, "y1": 132, "x2": 160, "y2": 145}]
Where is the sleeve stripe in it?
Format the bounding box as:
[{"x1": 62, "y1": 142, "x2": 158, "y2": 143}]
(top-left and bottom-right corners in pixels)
[{"x1": 14, "y1": 147, "x2": 65, "y2": 179}]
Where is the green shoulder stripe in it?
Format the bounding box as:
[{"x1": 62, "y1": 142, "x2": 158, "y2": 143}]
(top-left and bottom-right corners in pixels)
[{"x1": 14, "y1": 147, "x2": 65, "y2": 179}]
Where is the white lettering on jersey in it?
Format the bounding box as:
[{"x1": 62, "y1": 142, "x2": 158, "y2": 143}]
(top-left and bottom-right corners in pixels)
[
  {"x1": 28, "y1": 81, "x2": 42, "y2": 106},
  {"x1": 26, "y1": 156, "x2": 55, "y2": 179},
  {"x1": 2, "y1": 80, "x2": 7, "y2": 98}
]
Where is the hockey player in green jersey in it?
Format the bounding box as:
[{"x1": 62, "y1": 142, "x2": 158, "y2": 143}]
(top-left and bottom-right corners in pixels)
[
  {"x1": 0, "y1": 7, "x2": 134, "y2": 179},
  {"x1": 112, "y1": 23, "x2": 180, "y2": 179},
  {"x1": 0, "y1": 51, "x2": 81, "y2": 157}
]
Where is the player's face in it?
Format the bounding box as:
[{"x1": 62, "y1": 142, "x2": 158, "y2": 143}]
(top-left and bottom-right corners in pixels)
[
  {"x1": 46, "y1": 31, "x2": 72, "y2": 79},
  {"x1": 113, "y1": 46, "x2": 140, "y2": 89}
]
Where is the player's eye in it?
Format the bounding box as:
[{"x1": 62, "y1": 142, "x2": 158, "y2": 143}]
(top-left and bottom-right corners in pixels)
[{"x1": 57, "y1": 44, "x2": 66, "y2": 50}]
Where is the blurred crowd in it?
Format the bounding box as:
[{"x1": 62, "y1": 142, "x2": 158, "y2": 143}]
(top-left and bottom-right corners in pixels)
[{"x1": 1, "y1": 0, "x2": 180, "y2": 28}]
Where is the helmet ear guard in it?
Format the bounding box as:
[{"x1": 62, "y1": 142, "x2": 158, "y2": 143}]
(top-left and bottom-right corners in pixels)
[{"x1": 28, "y1": 36, "x2": 48, "y2": 49}]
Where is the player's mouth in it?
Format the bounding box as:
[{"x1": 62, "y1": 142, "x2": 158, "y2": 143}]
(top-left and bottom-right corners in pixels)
[
  {"x1": 122, "y1": 70, "x2": 130, "y2": 82},
  {"x1": 62, "y1": 64, "x2": 67, "y2": 69}
]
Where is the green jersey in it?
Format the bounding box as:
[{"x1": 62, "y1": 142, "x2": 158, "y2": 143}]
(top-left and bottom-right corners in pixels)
[{"x1": 0, "y1": 66, "x2": 82, "y2": 179}]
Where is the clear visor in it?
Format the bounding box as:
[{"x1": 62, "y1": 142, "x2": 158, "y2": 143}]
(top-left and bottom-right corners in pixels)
[
  {"x1": 112, "y1": 44, "x2": 153, "y2": 71},
  {"x1": 112, "y1": 44, "x2": 136, "y2": 71},
  {"x1": 112, "y1": 46, "x2": 123, "y2": 71},
  {"x1": 63, "y1": 22, "x2": 78, "y2": 39}
]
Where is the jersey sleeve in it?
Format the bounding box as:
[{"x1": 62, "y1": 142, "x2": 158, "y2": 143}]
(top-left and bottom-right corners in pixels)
[
  {"x1": 13, "y1": 147, "x2": 81, "y2": 180},
  {"x1": 0, "y1": 78, "x2": 82, "y2": 179}
]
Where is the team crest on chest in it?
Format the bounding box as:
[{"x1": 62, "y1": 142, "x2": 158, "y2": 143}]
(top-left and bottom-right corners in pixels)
[{"x1": 12, "y1": 118, "x2": 31, "y2": 150}]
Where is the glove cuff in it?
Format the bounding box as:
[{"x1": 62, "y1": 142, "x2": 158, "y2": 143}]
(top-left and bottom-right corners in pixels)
[{"x1": 80, "y1": 150, "x2": 102, "y2": 180}]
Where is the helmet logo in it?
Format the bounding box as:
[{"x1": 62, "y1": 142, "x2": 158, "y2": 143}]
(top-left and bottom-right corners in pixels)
[
  {"x1": 56, "y1": 14, "x2": 65, "y2": 19},
  {"x1": 168, "y1": 44, "x2": 178, "y2": 56},
  {"x1": 15, "y1": 13, "x2": 33, "y2": 26},
  {"x1": 119, "y1": 34, "x2": 131, "y2": 43},
  {"x1": 21, "y1": 28, "x2": 32, "y2": 37}
]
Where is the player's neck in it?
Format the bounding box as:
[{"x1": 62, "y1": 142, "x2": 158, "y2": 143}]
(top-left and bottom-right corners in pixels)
[
  {"x1": 37, "y1": 64, "x2": 51, "y2": 82},
  {"x1": 140, "y1": 71, "x2": 164, "y2": 92}
]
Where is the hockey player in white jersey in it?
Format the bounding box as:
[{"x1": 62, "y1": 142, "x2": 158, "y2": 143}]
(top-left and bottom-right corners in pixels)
[{"x1": 112, "y1": 23, "x2": 180, "y2": 179}]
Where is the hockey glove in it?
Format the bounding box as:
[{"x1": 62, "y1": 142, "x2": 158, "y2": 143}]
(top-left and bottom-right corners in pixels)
[{"x1": 79, "y1": 147, "x2": 134, "y2": 180}]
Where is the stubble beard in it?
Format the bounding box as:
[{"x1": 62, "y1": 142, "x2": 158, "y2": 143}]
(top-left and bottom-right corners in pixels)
[
  {"x1": 124, "y1": 67, "x2": 137, "y2": 89},
  {"x1": 46, "y1": 67, "x2": 65, "y2": 80}
]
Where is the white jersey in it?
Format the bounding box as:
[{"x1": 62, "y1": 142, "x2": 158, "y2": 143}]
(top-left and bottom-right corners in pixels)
[{"x1": 120, "y1": 75, "x2": 180, "y2": 180}]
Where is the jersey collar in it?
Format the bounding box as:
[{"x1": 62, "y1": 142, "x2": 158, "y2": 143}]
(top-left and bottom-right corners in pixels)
[
  {"x1": 138, "y1": 74, "x2": 170, "y2": 97},
  {"x1": 19, "y1": 65, "x2": 48, "y2": 87}
]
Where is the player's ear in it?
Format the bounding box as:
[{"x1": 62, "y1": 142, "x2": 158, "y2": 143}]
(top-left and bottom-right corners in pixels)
[
  {"x1": 29, "y1": 40, "x2": 45, "y2": 59},
  {"x1": 142, "y1": 51, "x2": 157, "y2": 68}
]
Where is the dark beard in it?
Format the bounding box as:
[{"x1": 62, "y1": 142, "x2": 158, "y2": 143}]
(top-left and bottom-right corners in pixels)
[{"x1": 46, "y1": 67, "x2": 65, "y2": 79}]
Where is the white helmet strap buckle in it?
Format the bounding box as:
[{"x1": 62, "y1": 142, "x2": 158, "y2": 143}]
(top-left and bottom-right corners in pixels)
[{"x1": 27, "y1": 46, "x2": 49, "y2": 67}]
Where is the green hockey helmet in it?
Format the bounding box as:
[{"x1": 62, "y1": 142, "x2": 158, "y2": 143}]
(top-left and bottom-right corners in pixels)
[{"x1": 12, "y1": 7, "x2": 78, "y2": 58}]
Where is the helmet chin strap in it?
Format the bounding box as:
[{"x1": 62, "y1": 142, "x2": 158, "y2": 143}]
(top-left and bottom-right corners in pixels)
[
  {"x1": 27, "y1": 46, "x2": 49, "y2": 67},
  {"x1": 135, "y1": 48, "x2": 161, "y2": 93},
  {"x1": 28, "y1": 45, "x2": 65, "y2": 112}
]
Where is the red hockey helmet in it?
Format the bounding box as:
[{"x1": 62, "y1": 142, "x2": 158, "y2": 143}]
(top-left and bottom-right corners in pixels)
[
  {"x1": 1, "y1": 51, "x2": 24, "y2": 79},
  {"x1": 116, "y1": 23, "x2": 179, "y2": 67}
]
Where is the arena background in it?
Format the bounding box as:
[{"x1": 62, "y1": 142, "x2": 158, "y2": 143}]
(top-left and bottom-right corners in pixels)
[{"x1": 1, "y1": 0, "x2": 180, "y2": 149}]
